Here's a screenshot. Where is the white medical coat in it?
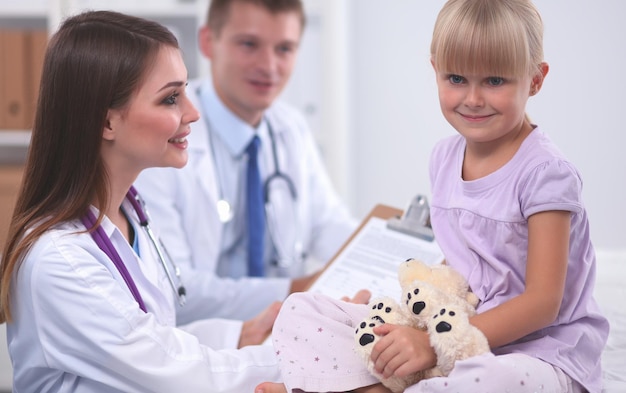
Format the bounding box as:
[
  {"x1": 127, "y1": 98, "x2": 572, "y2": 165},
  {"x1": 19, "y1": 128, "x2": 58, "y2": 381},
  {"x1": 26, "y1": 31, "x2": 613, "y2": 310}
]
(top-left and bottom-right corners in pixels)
[
  {"x1": 135, "y1": 79, "x2": 357, "y2": 324},
  {"x1": 6, "y1": 200, "x2": 280, "y2": 392}
]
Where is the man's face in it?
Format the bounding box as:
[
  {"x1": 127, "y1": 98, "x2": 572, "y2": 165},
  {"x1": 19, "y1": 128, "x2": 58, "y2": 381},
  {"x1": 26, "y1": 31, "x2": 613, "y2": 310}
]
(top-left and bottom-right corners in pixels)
[{"x1": 200, "y1": 1, "x2": 302, "y2": 126}]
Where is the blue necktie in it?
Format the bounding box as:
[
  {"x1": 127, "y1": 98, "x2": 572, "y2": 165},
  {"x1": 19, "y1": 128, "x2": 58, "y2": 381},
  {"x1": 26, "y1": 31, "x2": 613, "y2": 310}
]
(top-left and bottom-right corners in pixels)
[{"x1": 246, "y1": 135, "x2": 265, "y2": 277}]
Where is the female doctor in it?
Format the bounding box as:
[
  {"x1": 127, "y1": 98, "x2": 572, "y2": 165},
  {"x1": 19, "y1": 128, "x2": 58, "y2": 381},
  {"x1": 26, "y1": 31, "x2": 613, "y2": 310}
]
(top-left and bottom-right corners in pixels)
[{"x1": 0, "y1": 11, "x2": 280, "y2": 392}]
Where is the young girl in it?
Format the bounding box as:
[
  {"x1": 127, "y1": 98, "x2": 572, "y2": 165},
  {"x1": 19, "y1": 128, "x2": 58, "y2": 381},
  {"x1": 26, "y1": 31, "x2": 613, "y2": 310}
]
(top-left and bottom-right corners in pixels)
[
  {"x1": 0, "y1": 11, "x2": 282, "y2": 392},
  {"x1": 256, "y1": 0, "x2": 609, "y2": 392}
]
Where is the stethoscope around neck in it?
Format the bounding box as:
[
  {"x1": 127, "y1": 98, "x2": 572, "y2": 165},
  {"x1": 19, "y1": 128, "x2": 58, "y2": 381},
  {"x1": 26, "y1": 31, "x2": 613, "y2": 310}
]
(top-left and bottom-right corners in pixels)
[
  {"x1": 259, "y1": 122, "x2": 304, "y2": 269},
  {"x1": 204, "y1": 110, "x2": 303, "y2": 269},
  {"x1": 81, "y1": 186, "x2": 186, "y2": 312}
]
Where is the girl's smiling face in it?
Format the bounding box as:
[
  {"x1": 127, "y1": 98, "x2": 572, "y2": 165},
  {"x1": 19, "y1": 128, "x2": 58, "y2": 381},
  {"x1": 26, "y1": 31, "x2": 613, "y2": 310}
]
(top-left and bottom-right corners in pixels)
[
  {"x1": 433, "y1": 67, "x2": 535, "y2": 146},
  {"x1": 103, "y1": 45, "x2": 200, "y2": 176}
]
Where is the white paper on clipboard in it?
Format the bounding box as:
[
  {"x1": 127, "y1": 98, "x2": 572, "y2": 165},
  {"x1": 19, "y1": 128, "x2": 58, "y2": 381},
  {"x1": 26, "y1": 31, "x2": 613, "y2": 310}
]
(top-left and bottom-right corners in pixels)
[{"x1": 307, "y1": 203, "x2": 445, "y2": 301}]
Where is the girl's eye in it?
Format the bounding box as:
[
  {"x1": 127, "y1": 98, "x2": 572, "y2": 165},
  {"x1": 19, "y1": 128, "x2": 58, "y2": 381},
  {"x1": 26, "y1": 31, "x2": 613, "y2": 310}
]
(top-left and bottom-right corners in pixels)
[
  {"x1": 449, "y1": 74, "x2": 465, "y2": 84},
  {"x1": 162, "y1": 93, "x2": 179, "y2": 105},
  {"x1": 487, "y1": 77, "x2": 504, "y2": 86}
]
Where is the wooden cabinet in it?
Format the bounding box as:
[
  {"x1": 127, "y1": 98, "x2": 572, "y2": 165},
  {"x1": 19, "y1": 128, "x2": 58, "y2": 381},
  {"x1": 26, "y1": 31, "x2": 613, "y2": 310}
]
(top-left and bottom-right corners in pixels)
[
  {"x1": 0, "y1": 0, "x2": 210, "y2": 134},
  {"x1": 0, "y1": 165, "x2": 24, "y2": 252},
  {"x1": 0, "y1": 29, "x2": 48, "y2": 130}
]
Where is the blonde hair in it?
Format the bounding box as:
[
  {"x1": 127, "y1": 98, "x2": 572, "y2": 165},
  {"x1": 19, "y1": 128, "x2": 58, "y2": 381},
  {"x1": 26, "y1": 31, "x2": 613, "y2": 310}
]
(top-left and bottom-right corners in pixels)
[{"x1": 431, "y1": 0, "x2": 544, "y2": 78}]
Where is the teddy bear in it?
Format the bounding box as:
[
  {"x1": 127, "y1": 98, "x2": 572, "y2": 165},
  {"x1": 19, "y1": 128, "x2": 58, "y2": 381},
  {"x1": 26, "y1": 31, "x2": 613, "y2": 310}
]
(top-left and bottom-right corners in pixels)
[
  {"x1": 398, "y1": 258, "x2": 479, "y2": 320},
  {"x1": 354, "y1": 295, "x2": 441, "y2": 392},
  {"x1": 353, "y1": 258, "x2": 489, "y2": 392},
  {"x1": 428, "y1": 304, "x2": 490, "y2": 376}
]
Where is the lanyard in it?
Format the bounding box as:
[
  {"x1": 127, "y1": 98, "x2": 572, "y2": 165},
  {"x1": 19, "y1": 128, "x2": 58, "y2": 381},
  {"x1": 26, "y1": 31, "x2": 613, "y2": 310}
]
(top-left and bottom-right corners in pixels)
[
  {"x1": 81, "y1": 186, "x2": 187, "y2": 312},
  {"x1": 81, "y1": 193, "x2": 147, "y2": 312}
]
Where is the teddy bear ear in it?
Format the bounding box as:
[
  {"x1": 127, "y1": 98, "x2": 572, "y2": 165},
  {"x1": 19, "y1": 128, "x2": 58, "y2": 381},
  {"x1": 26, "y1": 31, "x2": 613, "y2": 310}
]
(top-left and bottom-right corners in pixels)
[
  {"x1": 465, "y1": 292, "x2": 480, "y2": 309},
  {"x1": 397, "y1": 258, "x2": 430, "y2": 287}
]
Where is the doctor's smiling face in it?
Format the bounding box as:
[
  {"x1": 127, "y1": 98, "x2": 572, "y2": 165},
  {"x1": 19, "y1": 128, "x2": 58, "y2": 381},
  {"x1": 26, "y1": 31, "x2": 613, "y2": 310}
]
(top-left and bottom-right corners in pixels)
[
  {"x1": 199, "y1": 0, "x2": 302, "y2": 126},
  {"x1": 103, "y1": 46, "x2": 200, "y2": 177}
]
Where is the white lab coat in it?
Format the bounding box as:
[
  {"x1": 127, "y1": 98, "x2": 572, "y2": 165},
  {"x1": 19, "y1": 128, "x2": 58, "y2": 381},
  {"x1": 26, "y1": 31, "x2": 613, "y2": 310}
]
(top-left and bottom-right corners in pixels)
[
  {"x1": 7, "y1": 200, "x2": 280, "y2": 392},
  {"x1": 135, "y1": 79, "x2": 357, "y2": 324}
]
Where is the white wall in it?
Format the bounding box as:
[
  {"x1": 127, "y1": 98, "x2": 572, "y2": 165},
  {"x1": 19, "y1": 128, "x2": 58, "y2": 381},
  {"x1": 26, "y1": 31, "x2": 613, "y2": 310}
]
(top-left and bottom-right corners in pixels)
[
  {"x1": 0, "y1": 324, "x2": 10, "y2": 390},
  {"x1": 343, "y1": 0, "x2": 626, "y2": 251}
]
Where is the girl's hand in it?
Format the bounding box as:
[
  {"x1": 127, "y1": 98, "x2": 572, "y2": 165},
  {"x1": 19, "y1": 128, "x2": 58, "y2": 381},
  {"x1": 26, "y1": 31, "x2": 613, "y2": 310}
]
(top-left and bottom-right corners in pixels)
[{"x1": 370, "y1": 324, "x2": 436, "y2": 378}]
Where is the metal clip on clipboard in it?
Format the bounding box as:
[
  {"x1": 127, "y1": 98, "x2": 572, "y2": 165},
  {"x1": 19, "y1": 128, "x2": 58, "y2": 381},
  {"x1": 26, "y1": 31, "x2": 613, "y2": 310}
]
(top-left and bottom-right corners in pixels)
[{"x1": 386, "y1": 194, "x2": 435, "y2": 241}]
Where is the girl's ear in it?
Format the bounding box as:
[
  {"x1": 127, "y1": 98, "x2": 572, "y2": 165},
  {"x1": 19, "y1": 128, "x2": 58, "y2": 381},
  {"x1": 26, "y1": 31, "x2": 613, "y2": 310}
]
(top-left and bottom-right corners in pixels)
[
  {"x1": 530, "y1": 62, "x2": 550, "y2": 96},
  {"x1": 103, "y1": 110, "x2": 116, "y2": 141}
]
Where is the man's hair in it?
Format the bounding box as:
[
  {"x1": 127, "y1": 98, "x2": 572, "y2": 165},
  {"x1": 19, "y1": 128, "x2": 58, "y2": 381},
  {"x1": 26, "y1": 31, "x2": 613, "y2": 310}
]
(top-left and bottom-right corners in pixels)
[{"x1": 206, "y1": 0, "x2": 306, "y2": 36}]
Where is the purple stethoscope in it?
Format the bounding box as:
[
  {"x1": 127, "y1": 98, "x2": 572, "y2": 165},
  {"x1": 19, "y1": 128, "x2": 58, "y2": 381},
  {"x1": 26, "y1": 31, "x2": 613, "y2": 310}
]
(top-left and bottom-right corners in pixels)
[{"x1": 81, "y1": 186, "x2": 186, "y2": 313}]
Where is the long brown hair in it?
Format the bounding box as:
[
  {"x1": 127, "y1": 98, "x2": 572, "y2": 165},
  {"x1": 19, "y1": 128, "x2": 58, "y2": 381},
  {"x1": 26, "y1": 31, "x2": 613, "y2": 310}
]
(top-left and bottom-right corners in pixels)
[{"x1": 0, "y1": 11, "x2": 179, "y2": 323}]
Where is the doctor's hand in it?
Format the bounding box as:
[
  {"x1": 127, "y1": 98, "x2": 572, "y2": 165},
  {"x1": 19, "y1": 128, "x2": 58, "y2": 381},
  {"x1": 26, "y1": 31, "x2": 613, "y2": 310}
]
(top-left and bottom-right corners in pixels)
[
  {"x1": 341, "y1": 289, "x2": 371, "y2": 304},
  {"x1": 238, "y1": 301, "x2": 282, "y2": 348},
  {"x1": 289, "y1": 269, "x2": 370, "y2": 304},
  {"x1": 255, "y1": 381, "x2": 392, "y2": 393}
]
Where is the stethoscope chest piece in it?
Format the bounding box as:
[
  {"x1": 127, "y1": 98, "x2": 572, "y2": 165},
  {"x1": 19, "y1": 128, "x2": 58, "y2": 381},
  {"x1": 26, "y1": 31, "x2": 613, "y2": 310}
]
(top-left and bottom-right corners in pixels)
[{"x1": 217, "y1": 199, "x2": 233, "y2": 223}]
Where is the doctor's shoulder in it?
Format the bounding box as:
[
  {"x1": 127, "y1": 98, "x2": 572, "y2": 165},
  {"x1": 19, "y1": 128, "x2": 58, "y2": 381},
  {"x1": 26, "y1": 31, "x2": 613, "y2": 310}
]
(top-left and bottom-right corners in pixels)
[{"x1": 14, "y1": 221, "x2": 107, "y2": 283}]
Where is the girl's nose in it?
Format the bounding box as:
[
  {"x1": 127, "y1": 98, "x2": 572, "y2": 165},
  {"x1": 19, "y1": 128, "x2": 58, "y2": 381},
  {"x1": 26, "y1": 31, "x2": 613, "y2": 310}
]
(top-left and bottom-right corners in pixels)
[{"x1": 464, "y1": 85, "x2": 484, "y2": 108}]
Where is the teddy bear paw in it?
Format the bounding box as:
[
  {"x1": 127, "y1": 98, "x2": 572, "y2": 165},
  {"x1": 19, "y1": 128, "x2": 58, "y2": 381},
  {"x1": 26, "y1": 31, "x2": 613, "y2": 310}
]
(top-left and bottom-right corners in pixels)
[
  {"x1": 354, "y1": 297, "x2": 402, "y2": 349},
  {"x1": 401, "y1": 279, "x2": 447, "y2": 329},
  {"x1": 428, "y1": 306, "x2": 490, "y2": 376},
  {"x1": 353, "y1": 297, "x2": 421, "y2": 393}
]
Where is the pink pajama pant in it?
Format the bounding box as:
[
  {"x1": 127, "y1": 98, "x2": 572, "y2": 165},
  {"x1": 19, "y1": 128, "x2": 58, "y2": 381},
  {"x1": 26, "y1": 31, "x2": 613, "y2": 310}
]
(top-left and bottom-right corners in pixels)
[{"x1": 272, "y1": 292, "x2": 585, "y2": 393}]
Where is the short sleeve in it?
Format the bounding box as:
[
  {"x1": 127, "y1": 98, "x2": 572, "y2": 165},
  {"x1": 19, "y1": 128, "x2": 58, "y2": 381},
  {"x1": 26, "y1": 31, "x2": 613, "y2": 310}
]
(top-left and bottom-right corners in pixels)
[{"x1": 520, "y1": 159, "x2": 583, "y2": 218}]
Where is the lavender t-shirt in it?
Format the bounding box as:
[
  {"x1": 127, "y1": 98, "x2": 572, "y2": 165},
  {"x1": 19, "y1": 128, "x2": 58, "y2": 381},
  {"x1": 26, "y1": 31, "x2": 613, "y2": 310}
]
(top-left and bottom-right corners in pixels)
[{"x1": 429, "y1": 128, "x2": 609, "y2": 392}]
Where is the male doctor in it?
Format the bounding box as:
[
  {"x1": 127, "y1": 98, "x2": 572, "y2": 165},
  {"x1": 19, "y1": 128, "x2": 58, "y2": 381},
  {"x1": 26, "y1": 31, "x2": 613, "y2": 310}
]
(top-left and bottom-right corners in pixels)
[{"x1": 135, "y1": 0, "x2": 356, "y2": 327}]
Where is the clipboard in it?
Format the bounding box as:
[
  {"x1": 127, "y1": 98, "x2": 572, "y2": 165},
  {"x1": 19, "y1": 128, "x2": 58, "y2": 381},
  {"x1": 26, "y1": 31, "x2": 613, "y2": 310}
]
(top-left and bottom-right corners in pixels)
[
  {"x1": 387, "y1": 195, "x2": 435, "y2": 241},
  {"x1": 306, "y1": 197, "x2": 444, "y2": 300}
]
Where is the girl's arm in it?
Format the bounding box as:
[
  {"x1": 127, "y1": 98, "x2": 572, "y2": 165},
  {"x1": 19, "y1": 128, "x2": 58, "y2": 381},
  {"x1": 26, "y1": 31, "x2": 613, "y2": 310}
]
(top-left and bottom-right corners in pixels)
[
  {"x1": 470, "y1": 210, "x2": 570, "y2": 348},
  {"x1": 370, "y1": 210, "x2": 570, "y2": 378}
]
